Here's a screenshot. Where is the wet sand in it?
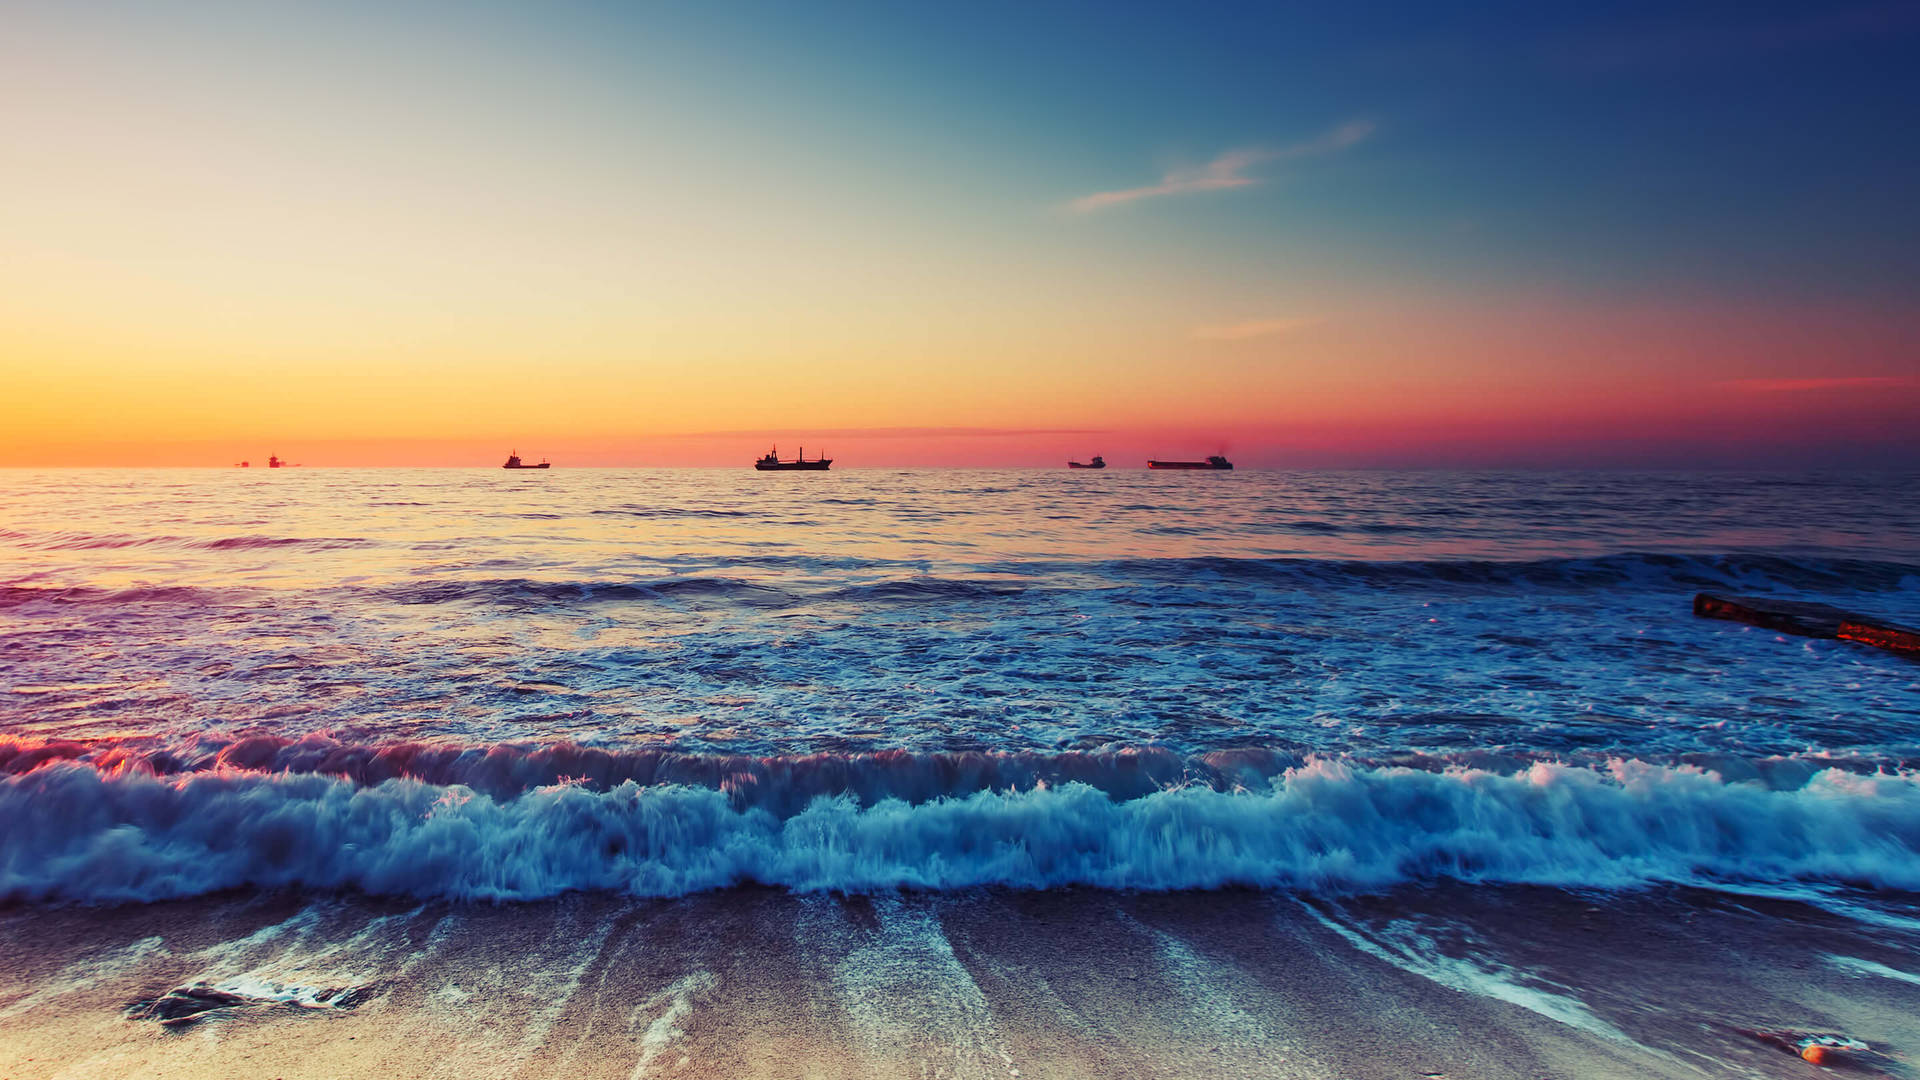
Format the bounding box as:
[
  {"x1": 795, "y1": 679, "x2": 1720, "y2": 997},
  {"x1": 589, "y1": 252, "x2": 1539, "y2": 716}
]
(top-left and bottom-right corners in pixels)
[{"x1": 2, "y1": 885, "x2": 1917, "y2": 1079}]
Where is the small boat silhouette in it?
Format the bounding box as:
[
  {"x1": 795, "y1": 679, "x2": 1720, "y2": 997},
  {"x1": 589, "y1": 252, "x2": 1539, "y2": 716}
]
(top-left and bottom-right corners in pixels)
[
  {"x1": 1068, "y1": 455, "x2": 1106, "y2": 469},
  {"x1": 755, "y1": 445, "x2": 831, "y2": 471},
  {"x1": 502, "y1": 450, "x2": 550, "y2": 469},
  {"x1": 1147, "y1": 455, "x2": 1233, "y2": 470}
]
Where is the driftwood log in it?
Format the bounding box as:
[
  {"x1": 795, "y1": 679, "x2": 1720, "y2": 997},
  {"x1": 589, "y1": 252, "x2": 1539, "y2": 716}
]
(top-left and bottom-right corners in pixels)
[{"x1": 1694, "y1": 593, "x2": 1920, "y2": 657}]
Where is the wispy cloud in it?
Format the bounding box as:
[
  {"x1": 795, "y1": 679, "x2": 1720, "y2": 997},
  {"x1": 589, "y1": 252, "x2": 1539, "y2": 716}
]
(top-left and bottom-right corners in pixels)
[
  {"x1": 1720, "y1": 376, "x2": 1919, "y2": 393},
  {"x1": 1192, "y1": 317, "x2": 1323, "y2": 341},
  {"x1": 1067, "y1": 120, "x2": 1374, "y2": 213}
]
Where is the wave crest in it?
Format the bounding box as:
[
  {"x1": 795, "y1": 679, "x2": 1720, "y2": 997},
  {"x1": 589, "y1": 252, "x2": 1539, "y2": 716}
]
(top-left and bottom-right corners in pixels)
[
  {"x1": 4, "y1": 758, "x2": 1917, "y2": 903},
  {"x1": 1099, "y1": 552, "x2": 1920, "y2": 594},
  {"x1": 4, "y1": 553, "x2": 1913, "y2": 612}
]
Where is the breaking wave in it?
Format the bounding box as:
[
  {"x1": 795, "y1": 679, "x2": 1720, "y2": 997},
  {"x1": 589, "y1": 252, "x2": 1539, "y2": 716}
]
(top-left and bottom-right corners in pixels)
[
  {"x1": 363, "y1": 553, "x2": 1920, "y2": 601},
  {"x1": 1094, "y1": 552, "x2": 1920, "y2": 595},
  {"x1": 4, "y1": 755, "x2": 1918, "y2": 904},
  {"x1": 6, "y1": 736, "x2": 1907, "y2": 808},
  {"x1": 383, "y1": 576, "x2": 803, "y2": 608},
  {"x1": 10, "y1": 531, "x2": 370, "y2": 553},
  {"x1": 4, "y1": 552, "x2": 1913, "y2": 613}
]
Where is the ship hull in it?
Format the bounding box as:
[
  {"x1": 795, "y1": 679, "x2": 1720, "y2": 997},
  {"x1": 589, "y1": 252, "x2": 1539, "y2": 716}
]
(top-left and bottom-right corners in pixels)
[
  {"x1": 502, "y1": 463, "x2": 551, "y2": 469},
  {"x1": 1147, "y1": 460, "x2": 1232, "y2": 470},
  {"x1": 755, "y1": 461, "x2": 831, "y2": 471},
  {"x1": 1067, "y1": 463, "x2": 1106, "y2": 469}
]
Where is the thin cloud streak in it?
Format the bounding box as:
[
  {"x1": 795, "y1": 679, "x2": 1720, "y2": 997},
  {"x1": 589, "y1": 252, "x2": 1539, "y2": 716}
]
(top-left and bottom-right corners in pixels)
[
  {"x1": 1193, "y1": 317, "x2": 1323, "y2": 341},
  {"x1": 1068, "y1": 120, "x2": 1374, "y2": 213},
  {"x1": 1720, "y1": 376, "x2": 1918, "y2": 393}
]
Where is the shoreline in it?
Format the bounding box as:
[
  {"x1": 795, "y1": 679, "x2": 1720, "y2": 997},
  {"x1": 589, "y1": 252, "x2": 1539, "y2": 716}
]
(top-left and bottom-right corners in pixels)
[{"x1": 3, "y1": 883, "x2": 1916, "y2": 1079}]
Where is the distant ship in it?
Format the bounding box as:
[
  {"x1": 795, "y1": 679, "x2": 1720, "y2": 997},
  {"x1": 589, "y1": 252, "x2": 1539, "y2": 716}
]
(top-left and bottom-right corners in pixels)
[
  {"x1": 268, "y1": 455, "x2": 283, "y2": 469},
  {"x1": 1068, "y1": 455, "x2": 1106, "y2": 469},
  {"x1": 755, "y1": 446, "x2": 831, "y2": 471},
  {"x1": 1147, "y1": 455, "x2": 1233, "y2": 470},
  {"x1": 502, "y1": 450, "x2": 550, "y2": 469}
]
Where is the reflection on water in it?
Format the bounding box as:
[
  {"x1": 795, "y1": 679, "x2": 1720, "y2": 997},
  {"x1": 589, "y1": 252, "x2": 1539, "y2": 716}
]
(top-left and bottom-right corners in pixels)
[{"x1": 2, "y1": 468, "x2": 1917, "y2": 758}]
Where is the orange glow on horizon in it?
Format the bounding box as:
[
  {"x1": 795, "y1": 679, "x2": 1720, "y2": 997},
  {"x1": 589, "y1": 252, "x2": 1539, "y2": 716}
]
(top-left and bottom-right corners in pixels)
[{"x1": 6, "y1": 293, "x2": 1916, "y2": 467}]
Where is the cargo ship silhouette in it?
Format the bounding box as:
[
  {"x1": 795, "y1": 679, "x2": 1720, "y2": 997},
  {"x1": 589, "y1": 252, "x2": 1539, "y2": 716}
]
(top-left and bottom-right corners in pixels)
[
  {"x1": 1147, "y1": 455, "x2": 1233, "y2": 470},
  {"x1": 755, "y1": 446, "x2": 831, "y2": 471},
  {"x1": 502, "y1": 450, "x2": 550, "y2": 469}
]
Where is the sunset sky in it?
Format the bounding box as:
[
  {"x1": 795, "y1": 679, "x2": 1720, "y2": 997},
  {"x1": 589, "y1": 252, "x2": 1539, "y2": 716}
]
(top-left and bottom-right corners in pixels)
[{"x1": 3, "y1": 0, "x2": 1916, "y2": 467}]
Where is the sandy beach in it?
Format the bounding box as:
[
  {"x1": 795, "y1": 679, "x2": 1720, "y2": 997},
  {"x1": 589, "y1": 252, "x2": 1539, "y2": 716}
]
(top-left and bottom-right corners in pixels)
[{"x1": 4, "y1": 883, "x2": 1916, "y2": 1079}]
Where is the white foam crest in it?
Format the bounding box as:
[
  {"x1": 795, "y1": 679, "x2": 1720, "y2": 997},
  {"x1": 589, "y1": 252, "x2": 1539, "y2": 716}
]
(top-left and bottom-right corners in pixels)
[
  {"x1": 1302, "y1": 904, "x2": 1633, "y2": 1043},
  {"x1": 629, "y1": 972, "x2": 718, "y2": 1079},
  {"x1": 1698, "y1": 881, "x2": 1920, "y2": 935},
  {"x1": 815, "y1": 896, "x2": 1019, "y2": 1079},
  {"x1": 206, "y1": 974, "x2": 354, "y2": 1009},
  {"x1": 4, "y1": 758, "x2": 1920, "y2": 902},
  {"x1": 1825, "y1": 954, "x2": 1920, "y2": 987},
  {"x1": 1118, "y1": 912, "x2": 1325, "y2": 1074}
]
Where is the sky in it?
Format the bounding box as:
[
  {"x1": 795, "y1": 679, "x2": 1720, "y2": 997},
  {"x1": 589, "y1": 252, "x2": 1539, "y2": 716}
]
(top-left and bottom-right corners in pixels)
[{"x1": 2, "y1": 0, "x2": 1917, "y2": 467}]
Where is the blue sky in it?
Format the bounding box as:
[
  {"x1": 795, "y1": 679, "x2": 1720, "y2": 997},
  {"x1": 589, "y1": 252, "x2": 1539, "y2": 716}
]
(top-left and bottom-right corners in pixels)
[{"x1": 4, "y1": 0, "x2": 1916, "y2": 465}]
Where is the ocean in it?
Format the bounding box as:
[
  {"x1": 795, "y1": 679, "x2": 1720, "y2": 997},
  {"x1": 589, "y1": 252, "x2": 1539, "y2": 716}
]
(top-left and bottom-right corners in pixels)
[{"x1": 3, "y1": 467, "x2": 1919, "y2": 1078}]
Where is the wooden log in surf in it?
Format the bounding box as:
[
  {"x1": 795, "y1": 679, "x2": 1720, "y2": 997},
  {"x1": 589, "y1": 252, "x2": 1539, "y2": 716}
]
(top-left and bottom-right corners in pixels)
[{"x1": 1693, "y1": 593, "x2": 1920, "y2": 657}]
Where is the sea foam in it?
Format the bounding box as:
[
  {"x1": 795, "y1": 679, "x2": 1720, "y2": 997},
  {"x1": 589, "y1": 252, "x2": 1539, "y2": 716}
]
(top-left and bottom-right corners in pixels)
[{"x1": 3, "y1": 757, "x2": 1917, "y2": 903}]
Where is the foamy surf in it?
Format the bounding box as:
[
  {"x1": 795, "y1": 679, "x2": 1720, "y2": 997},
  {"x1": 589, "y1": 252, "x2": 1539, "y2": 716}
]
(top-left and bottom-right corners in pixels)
[{"x1": 5, "y1": 756, "x2": 1918, "y2": 903}]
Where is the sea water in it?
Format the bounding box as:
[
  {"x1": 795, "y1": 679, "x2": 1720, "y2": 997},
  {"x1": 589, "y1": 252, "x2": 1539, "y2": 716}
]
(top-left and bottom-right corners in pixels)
[{"x1": 4, "y1": 467, "x2": 1918, "y2": 903}]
